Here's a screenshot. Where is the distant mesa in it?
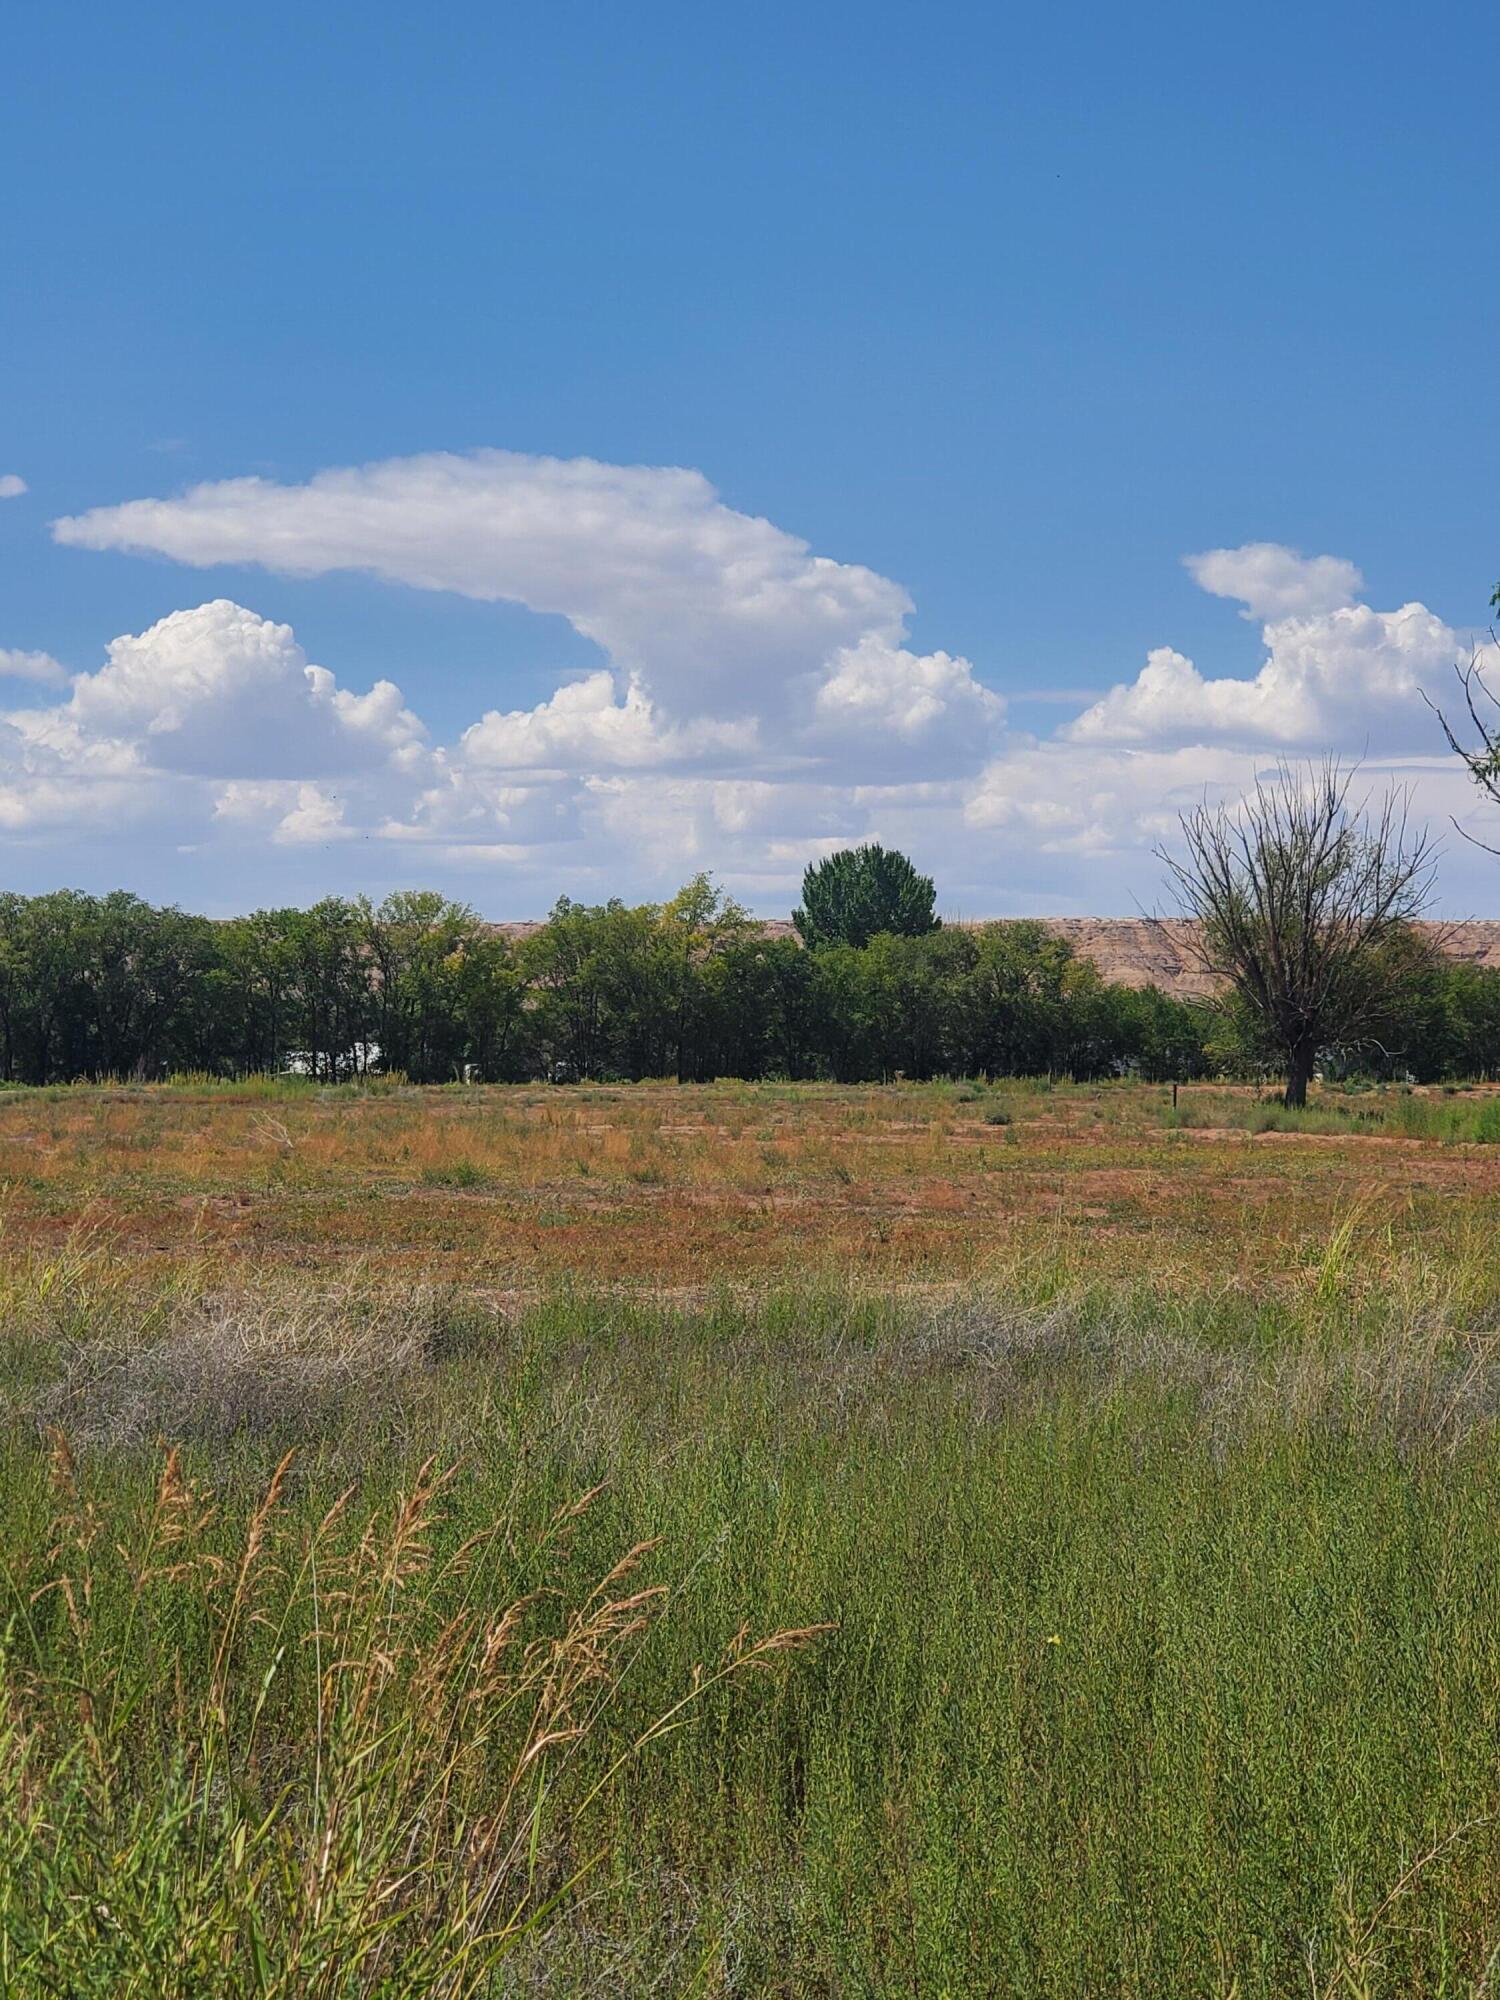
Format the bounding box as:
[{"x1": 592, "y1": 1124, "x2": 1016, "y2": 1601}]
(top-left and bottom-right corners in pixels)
[{"x1": 1030, "y1": 919, "x2": 1500, "y2": 1001}]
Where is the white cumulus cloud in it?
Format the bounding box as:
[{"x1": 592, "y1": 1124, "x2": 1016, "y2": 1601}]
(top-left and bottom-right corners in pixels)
[
  {"x1": 811, "y1": 637, "x2": 1004, "y2": 770},
  {"x1": 13, "y1": 473, "x2": 1493, "y2": 911},
  {"x1": 1066, "y1": 553, "x2": 1473, "y2": 755},
  {"x1": 55, "y1": 599, "x2": 425, "y2": 779},
  {"x1": 52, "y1": 452, "x2": 913, "y2": 722},
  {"x1": 214, "y1": 779, "x2": 353, "y2": 845},
  {"x1": 959, "y1": 541, "x2": 1493, "y2": 907},
  {"x1": 461, "y1": 671, "x2": 758, "y2": 773},
  {"x1": 0, "y1": 648, "x2": 67, "y2": 687},
  {"x1": 0, "y1": 601, "x2": 431, "y2": 843},
  {"x1": 0, "y1": 475, "x2": 28, "y2": 501},
  {"x1": 1184, "y1": 543, "x2": 1364, "y2": 620},
  {"x1": 50, "y1": 451, "x2": 999, "y2": 771}
]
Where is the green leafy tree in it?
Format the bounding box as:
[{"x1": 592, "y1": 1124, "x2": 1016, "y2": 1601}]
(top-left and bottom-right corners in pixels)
[
  {"x1": 522, "y1": 898, "x2": 658, "y2": 1080},
  {"x1": 657, "y1": 874, "x2": 752, "y2": 1081},
  {"x1": 2, "y1": 866, "x2": 1490, "y2": 1089},
  {"x1": 451, "y1": 932, "x2": 532, "y2": 1081},
  {"x1": 807, "y1": 943, "x2": 880, "y2": 1082},
  {"x1": 705, "y1": 932, "x2": 816, "y2": 1080},
  {"x1": 220, "y1": 911, "x2": 305, "y2": 1076},
  {"x1": 956, "y1": 922, "x2": 1079, "y2": 1077},
  {"x1": 1095, "y1": 983, "x2": 1212, "y2": 1083},
  {"x1": 857, "y1": 929, "x2": 974, "y2": 1079},
  {"x1": 1434, "y1": 959, "x2": 1500, "y2": 1081},
  {"x1": 16, "y1": 892, "x2": 98, "y2": 1080},
  {"x1": 793, "y1": 844, "x2": 938, "y2": 951},
  {"x1": 0, "y1": 892, "x2": 30, "y2": 1082},
  {"x1": 360, "y1": 892, "x2": 479, "y2": 1081},
  {"x1": 287, "y1": 900, "x2": 371, "y2": 1081},
  {"x1": 84, "y1": 893, "x2": 217, "y2": 1079}
]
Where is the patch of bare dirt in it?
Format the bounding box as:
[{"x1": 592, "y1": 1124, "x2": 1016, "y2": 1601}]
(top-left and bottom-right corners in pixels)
[{"x1": 1250, "y1": 1131, "x2": 1426, "y2": 1149}]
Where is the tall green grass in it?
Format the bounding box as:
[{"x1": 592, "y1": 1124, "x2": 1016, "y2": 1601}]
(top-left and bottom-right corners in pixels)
[
  {"x1": 5, "y1": 1240, "x2": 1500, "y2": 1992},
  {"x1": 1168, "y1": 1084, "x2": 1500, "y2": 1142}
]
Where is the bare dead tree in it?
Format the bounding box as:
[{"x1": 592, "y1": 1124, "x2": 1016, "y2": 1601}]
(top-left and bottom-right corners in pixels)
[
  {"x1": 1427, "y1": 645, "x2": 1500, "y2": 856},
  {"x1": 1156, "y1": 761, "x2": 1437, "y2": 1107}
]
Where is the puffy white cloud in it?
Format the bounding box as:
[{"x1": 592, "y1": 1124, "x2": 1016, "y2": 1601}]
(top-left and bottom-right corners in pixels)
[
  {"x1": 0, "y1": 648, "x2": 67, "y2": 687},
  {"x1": 0, "y1": 601, "x2": 430, "y2": 841},
  {"x1": 1067, "y1": 563, "x2": 1471, "y2": 755},
  {"x1": 967, "y1": 742, "x2": 1263, "y2": 853},
  {"x1": 964, "y1": 741, "x2": 1483, "y2": 878},
  {"x1": 958, "y1": 540, "x2": 1499, "y2": 907},
  {"x1": 50, "y1": 451, "x2": 1005, "y2": 773},
  {"x1": 53, "y1": 451, "x2": 912, "y2": 722},
  {"x1": 212, "y1": 779, "x2": 298, "y2": 824},
  {"x1": 0, "y1": 475, "x2": 27, "y2": 501},
  {"x1": 461, "y1": 671, "x2": 757, "y2": 772},
  {"x1": 811, "y1": 637, "x2": 1004, "y2": 768},
  {"x1": 214, "y1": 780, "x2": 352, "y2": 845},
  {"x1": 17, "y1": 475, "x2": 1495, "y2": 910},
  {"x1": 951, "y1": 738, "x2": 1500, "y2": 918},
  {"x1": 273, "y1": 786, "x2": 351, "y2": 845},
  {"x1": 377, "y1": 767, "x2": 587, "y2": 850},
  {"x1": 57, "y1": 600, "x2": 426, "y2": 779},
  {"x1": 0, "y1": 705, "x2": 153, "y2": 836},
  {"x1": 1184, "y1": 543, "x2": 1364, "y2": 620}
]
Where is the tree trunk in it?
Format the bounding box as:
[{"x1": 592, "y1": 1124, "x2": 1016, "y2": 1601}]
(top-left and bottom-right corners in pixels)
[{"x1": 1284, "y1": 1042, "x2": 1316, "y2": 1109}]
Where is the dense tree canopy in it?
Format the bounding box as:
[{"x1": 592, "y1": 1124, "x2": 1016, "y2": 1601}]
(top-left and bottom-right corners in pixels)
[
  {"x1": 793, "y1": 844, "x2": 939, "y2": 950},
  {"x1": 0, "y1": 866, "x2": 1494, "y2": 1088}
]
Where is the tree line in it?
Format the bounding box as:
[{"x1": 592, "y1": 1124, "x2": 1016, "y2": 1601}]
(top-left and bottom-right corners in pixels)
[
  {"x1": 5, "y1": 572, "x2": 1500, "y2": 1098},
  {"x1": 1, "y1": 857, "x2": 1499, "y2": 1088}
]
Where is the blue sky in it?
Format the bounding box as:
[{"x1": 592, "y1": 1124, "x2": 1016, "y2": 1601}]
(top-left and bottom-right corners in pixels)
[{"x1": 3, "y1": 0, "x2": 1498, "y2": 915}]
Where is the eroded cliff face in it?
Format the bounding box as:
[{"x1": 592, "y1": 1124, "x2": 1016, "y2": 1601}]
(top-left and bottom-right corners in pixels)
[
  {"x1": 1030, "y1": 920, "x2": 1220, "y2": 998},
  {"x1": 1033, "y1": 920, "x2": 1500, "y2": 998},
  {"x1": 484, "y1": 917, "x2": 1500, "y2": 1000}
]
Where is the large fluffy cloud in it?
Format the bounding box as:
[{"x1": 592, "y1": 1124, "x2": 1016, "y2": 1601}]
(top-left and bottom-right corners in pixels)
[
  {"x1": 964, "y1": 545, "x2": 1490, "y2": 895},
  {"x1": 0, "y1": 600, "x2": 429, "y2": 843},
  {"x1": 1065, "y1": 601, "x2": 1460, "y2": 754},
  {"x1": 53, "y1": 451, "x2": 1003, "y2": 796},
  {"x1": 1061, "y1": 546, "x2": 1482, "y2": 757},
  {"x1": 10, "y1": 464, "x2": 1492, "y2": 906},
  {"x1": 460, "y1": 672, "x2": 758, "y2": 774},
  {"x1": 52, "y1": 600, "x2": 425, "y2": 778},
  {"x1": 811, "y1": 637, "x2": 1002, "y2": 772},
  {"x1": 55, "y1": 453, "x2": 926, "y2": 722}
]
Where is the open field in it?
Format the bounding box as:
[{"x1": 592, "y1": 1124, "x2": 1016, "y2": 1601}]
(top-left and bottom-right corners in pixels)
[
  {"x1": 6, "y1": 1074, "x2": 1500, "y2": 1289},
  {"x1": 7, "y1": 1081, "x2": 1500, "y2": 1993}
]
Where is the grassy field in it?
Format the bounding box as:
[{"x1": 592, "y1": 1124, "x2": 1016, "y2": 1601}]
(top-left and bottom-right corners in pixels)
[
  {"x1": 5, "y1": 1073, "x2": 1500, "y2": 1288},
  {"x1": 5, "y1": 1079, "x2": 1500, "y2": 1994}
]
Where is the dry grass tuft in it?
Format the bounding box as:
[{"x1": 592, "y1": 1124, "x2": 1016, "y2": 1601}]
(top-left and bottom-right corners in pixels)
[{"x1": 0, "y1": 1439, "x2": 826, "y2": 1996}]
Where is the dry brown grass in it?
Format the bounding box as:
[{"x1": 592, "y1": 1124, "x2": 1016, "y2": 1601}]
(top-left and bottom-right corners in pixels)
[{"x1": 0, "y1": 1077, "x2": 1495, "y2": 1294}]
